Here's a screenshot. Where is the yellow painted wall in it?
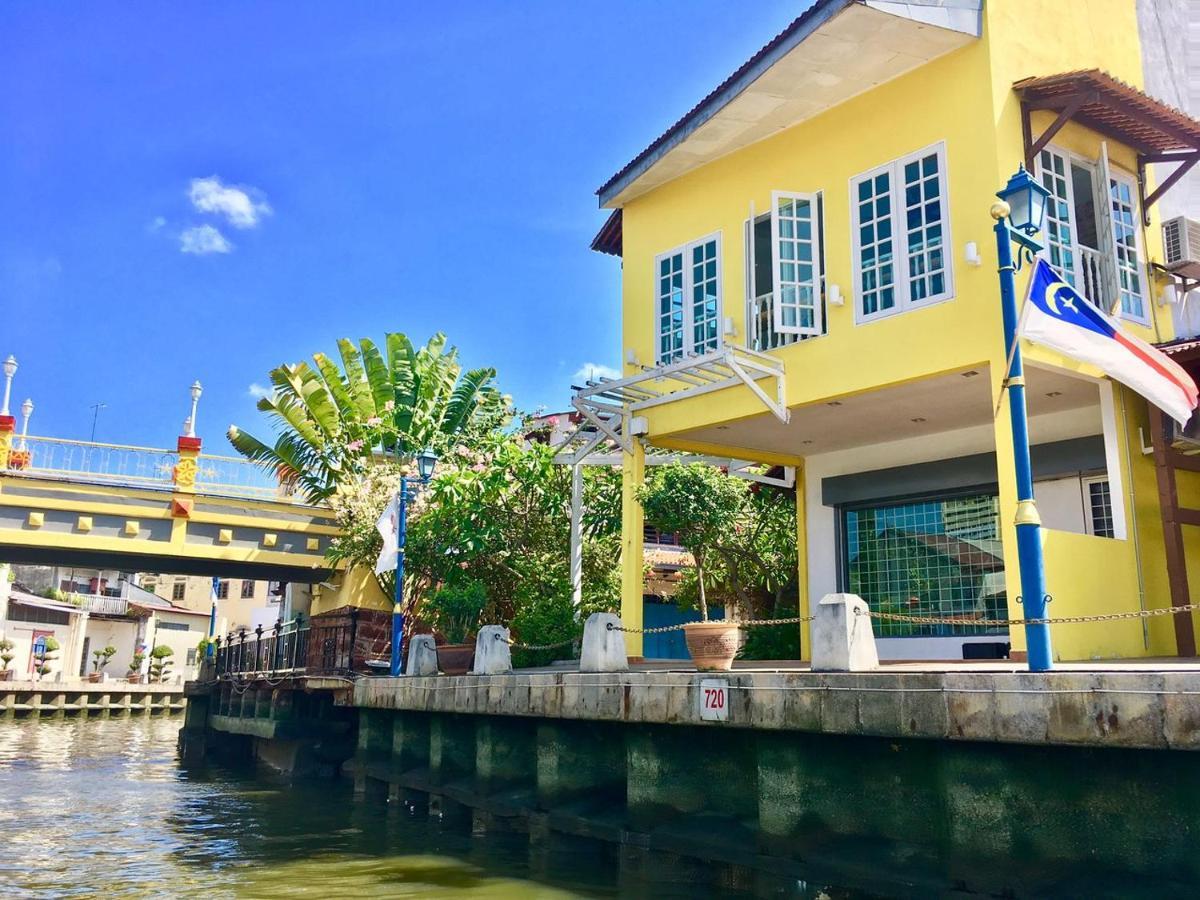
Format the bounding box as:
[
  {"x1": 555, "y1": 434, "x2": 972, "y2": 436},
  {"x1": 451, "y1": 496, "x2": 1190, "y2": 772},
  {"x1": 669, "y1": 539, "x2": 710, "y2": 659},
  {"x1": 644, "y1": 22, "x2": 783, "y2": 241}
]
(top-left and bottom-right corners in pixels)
[
  {"x1": 613, "y1": 1, "x2": 1183, "y2": 659},
  {"x1": 310, "y1": 566, "x2": 389, "y2": 616}
]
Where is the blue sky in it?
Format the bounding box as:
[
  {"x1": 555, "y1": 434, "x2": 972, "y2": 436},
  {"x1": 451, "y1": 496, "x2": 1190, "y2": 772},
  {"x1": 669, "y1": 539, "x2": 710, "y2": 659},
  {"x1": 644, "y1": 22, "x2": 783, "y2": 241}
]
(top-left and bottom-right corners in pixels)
[{"x1": 0, "y1": 1, "x2": 799, "y2": 449}]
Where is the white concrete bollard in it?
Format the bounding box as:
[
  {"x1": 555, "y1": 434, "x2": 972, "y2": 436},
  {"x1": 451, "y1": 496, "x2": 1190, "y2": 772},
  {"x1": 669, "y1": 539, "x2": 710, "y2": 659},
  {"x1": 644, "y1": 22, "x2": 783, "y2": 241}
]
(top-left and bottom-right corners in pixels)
[
  {"x1": 811, "y1": 593, "x2": 879, "y2": 672},
  {"x1": 405, "y1": 635, "x2": 438, "y2": 676},
  {"x1": 472, "y1": 625, "x2": 513, "y2": 675},
  {"x1": 580, "y1": 613, "x2": 628, "y2": 673}
]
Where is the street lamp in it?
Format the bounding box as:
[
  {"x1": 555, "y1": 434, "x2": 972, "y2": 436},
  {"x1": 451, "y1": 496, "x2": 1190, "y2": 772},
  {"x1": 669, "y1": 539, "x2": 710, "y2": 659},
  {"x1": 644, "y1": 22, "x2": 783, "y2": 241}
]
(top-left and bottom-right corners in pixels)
[
  {"x1": 992, "y1": 164, "x2": 1054, "y2": 672},
  {"x1": 188, "y1": 381, "x2": 203, "y2": 438},
  {"x1": 391, "y1": 448, "x2": 439, "y2": 677},
  {"x1": 1, "y1": 355, "x2": 16, "y2": 417},
  {"x1": 19, "y1": 398, "x2": 33, "y2": 451}
]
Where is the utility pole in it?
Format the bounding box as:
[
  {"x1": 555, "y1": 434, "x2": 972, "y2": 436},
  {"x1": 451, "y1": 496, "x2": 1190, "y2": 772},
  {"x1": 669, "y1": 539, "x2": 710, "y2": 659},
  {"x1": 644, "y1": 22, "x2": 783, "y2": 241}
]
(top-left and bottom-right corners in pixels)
[{"x1": 89, "y1": 402, "x2": 106, "y2": 442}]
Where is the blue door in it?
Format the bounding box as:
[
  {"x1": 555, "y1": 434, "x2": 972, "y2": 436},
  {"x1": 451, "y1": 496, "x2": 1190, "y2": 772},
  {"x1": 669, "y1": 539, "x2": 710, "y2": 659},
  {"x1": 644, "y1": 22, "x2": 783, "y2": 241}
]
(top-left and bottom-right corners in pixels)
[{"x1": 641, "y1": 599, "x2": 724, "y2": 659}]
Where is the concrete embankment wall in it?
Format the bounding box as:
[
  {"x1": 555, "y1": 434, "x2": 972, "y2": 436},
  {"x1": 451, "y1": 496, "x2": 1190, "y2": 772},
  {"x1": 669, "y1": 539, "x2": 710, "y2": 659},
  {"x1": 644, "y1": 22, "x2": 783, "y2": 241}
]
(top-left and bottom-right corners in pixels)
[
  {"x1": 188, "y1": 669, "x2": 1200, "y2": 895},
  {"x1": 0, "y1": 680, "x2": 185, "y2": 718}
]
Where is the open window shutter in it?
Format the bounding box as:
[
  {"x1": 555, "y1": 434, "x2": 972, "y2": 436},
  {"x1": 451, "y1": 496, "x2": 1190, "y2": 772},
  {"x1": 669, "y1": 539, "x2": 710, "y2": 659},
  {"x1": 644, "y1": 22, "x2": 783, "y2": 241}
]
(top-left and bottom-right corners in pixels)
[
  {"x1": 1095, "y1": 143, "x2": 1122, "y2": 314},
  {"x1": 771, "y1": 191, "x2": 822, "y2": 335}
]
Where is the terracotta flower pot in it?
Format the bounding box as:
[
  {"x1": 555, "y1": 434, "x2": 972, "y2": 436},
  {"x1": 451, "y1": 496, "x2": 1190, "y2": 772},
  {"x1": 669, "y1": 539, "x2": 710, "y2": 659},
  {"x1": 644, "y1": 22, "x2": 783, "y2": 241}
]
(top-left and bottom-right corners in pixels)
[
  {"x1": 683, "y1": 621, "x2": 741, "y2": 671},
  {"x1": 436, "y1": 643, "x2": 475, "y2": 676},
  {"x1": 0, "y1": 669, "x2": 13, "y2": 682},
  {"x1": 127, "y1": 673, "x2": 143, "y2": 684},
  {"x1": 87, "y1": 673, "x2": 102, "y2": 683}
]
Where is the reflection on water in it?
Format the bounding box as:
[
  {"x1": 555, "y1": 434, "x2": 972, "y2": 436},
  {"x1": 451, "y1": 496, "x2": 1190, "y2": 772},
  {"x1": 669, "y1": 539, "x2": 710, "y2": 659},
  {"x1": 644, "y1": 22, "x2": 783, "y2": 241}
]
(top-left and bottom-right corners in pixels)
[{"x1": 0, "y1": 718, "x2": 857, "y2": 899}]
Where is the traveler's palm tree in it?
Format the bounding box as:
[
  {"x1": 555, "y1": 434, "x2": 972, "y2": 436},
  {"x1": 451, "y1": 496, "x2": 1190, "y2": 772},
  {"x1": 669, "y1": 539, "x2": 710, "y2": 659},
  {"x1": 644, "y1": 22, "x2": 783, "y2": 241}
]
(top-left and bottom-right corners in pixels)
[{"x1": 228, "y1": 333, "x2": 509, "y2": 503}]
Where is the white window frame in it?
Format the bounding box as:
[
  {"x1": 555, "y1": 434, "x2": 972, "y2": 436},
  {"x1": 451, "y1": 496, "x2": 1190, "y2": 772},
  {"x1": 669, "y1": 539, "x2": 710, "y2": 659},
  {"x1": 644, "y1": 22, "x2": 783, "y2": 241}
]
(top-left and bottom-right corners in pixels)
[
  {"x1": 653, "y1": 231, "x2": 723, "y2": 364},
  {"x1": 1106, "y1": 166, "x2": 1149, "y2": 325},
  {"x1": 771, "y1": 191, "x2": 823, "y2": 336},
  {"x1": 1082, "y1": 474, "x2": 1115, "y2": 538},
  {"x1": 1035, "y1": 143, "x2": 1149, "y2": 325},
  {"x1": 850, "y1": 141, "x2": 954, "y2": 324}
]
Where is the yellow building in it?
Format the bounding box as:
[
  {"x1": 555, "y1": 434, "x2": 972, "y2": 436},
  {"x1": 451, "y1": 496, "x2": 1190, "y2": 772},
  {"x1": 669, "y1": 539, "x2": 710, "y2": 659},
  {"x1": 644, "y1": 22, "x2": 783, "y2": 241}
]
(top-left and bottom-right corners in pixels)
[{"x1": 588, "y1": 0, "x2": 1200, "y2": 662}]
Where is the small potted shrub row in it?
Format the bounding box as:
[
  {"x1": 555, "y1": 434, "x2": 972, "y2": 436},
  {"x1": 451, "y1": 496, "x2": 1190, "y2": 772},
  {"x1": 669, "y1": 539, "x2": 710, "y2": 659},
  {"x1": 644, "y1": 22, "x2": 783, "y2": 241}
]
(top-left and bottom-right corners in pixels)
[
  {"x1": 89, "y1": 645, "x2": 117, "y2": 682},
  {"x1": 0, "y1": 638, "x2": 13, "y2": 681}
]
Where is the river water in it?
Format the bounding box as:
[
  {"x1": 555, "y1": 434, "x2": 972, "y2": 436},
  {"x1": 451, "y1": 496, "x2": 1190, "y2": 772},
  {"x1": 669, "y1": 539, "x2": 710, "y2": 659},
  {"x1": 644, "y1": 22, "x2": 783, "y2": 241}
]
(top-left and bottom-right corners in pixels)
[{"x1": 0, "y1": 717, "x2": 870, "y2": 899}]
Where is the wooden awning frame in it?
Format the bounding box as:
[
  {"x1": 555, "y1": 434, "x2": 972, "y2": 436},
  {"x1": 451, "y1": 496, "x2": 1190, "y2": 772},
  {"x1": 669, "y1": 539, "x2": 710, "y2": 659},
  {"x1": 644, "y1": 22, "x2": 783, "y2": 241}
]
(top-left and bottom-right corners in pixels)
[{"x1": 1015, "y1": 70, "x2": 1200, "y2": 227}]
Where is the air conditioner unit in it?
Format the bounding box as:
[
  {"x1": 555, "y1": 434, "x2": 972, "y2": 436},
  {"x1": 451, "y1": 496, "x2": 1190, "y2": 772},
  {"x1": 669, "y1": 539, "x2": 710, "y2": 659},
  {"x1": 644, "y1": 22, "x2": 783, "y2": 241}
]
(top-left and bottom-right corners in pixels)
[
  {"x1": 1168, "y1": 407, "x2": 1200, "y2": 452},
  {"x1": 1162, "y1": 216, "x2": 1200, "y2": 280}
]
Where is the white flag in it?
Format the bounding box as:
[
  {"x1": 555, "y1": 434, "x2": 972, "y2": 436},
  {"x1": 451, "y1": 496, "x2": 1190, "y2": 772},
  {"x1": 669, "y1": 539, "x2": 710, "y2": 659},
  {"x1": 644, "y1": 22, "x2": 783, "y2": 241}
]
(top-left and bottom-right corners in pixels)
[{"x1": 374, "y1": 491, "x2": 401, "y2": 575}]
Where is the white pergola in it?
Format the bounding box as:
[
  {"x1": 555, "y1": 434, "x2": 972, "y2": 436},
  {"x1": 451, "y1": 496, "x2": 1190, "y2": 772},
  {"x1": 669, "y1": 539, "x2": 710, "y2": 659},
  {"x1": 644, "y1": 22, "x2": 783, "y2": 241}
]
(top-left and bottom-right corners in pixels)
[{"x1": 553, "y1": 344, "x2": 796, "y2": 608}]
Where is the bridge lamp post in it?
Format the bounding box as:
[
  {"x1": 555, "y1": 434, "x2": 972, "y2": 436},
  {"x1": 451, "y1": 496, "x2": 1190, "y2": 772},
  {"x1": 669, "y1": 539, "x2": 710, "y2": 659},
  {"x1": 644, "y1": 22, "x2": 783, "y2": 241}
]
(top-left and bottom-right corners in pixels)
[
  {"x1": 188, "y1": 381, "x2": 202, "y2": 438},
  {"x1": 992, "y1": 164, "x2": 1053, "y2": 672},
  {"x1": 18, "y1": 398, "x2": 33, "y2": 451},
  {"x1": 390, "y1": 447, "x2": 438, "y2": 677},
  {"x1": 1, "y1": 355, "x2": 16, "y2": 417}
]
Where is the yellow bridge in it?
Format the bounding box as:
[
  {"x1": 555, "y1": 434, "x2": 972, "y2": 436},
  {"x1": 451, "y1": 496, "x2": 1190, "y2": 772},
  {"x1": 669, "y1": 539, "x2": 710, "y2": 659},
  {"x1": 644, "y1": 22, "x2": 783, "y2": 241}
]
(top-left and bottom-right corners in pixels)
[{"x1": 0, "y1": 428, "x2": 335, "y2": 582}]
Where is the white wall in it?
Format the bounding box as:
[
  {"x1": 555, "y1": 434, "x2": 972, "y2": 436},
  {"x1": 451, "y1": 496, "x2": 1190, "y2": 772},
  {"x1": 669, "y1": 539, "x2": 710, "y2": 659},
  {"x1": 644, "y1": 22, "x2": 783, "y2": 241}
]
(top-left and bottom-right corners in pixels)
[
  {"x1": 144, "y1": 611, "x2": 207, "y2": 681},
  {"x1": 83, "y1": 618, "x2": 141, "y2": 679}
]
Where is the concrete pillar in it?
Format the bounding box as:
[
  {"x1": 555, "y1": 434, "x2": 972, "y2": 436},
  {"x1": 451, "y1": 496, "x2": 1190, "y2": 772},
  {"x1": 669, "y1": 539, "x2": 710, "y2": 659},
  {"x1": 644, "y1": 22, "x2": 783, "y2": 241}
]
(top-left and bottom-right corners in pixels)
[
  {"x1": 472, "y1": 626, "x2": 512, "y2": 675},
  {"x1": 795, "y1": 463, "x2": 810, "y2": 659},
  {"x1": 579, "y1": 613, "x2": 627, "y2": 673},
  {"x1": 405, "y1": 636, "x2": 437, "y2": 676},
  {"x1": 358, "y1": 709, "x2": 393, "y2": 758},
  {"x1": 620, "y1": 440, "x2": 645, "y2": 658},
  {"x1": 536, "y1": 721, "x2": 626, "y2": 810},
  {"x1": 757, "y1": 730, "x2": 942, "y2": 863},
  {"x1": 429, "y1": 714, "x2": 476, "y2": 785},
  {"x1": 392, "y1": 711, "x2": 430, "y2": 772},
  {"x1": 626, "y1": 724, "x2": 756, "y2": 832},
  {"x1": 474, "y1": 717, "x2": 535, "y2": 793},
  {"x1": 254, "y1": 688, "x2": 271, "y2": 719},
  {"x1": 810, "y1": 593, "x2": 878, "y2": 672},
  {"x1": 270, "y1": 689, "x2": 294, "y2": 721}
]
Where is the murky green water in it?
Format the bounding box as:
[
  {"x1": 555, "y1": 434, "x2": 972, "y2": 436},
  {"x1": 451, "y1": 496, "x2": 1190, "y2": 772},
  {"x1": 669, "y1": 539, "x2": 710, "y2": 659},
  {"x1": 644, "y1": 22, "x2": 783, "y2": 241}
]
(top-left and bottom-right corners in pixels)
[{"x1": 0, "y1": 718, "x2": 862, "y2": 899}]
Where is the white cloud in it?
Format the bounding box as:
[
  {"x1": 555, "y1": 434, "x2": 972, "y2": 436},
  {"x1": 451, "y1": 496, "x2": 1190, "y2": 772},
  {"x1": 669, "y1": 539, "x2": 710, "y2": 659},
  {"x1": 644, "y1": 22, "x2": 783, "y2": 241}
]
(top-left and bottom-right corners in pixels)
[
  {"x1": 572, "y1": 362, "x2": 621, "y2": 383},
  {"x1": 180, "y1": 224, "x2": 233, "y2": 255},
  {"x1": 248, "y1": 382, "x2": 274, "y2": 400},
  {"x1": 188, "y1": 176, "x2": 271, "y2": 229},
  {"x1": 149, "y1": 216, "x2": 167, "y2": 233}
]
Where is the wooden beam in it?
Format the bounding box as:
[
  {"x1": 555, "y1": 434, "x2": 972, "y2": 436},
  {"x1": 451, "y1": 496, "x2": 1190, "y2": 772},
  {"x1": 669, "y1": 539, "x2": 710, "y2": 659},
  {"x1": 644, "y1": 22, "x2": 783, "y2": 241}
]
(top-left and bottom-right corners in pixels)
[
  {"x1": 1024, "y1": 93, "x2": 1092, "y2": 170},
  {"x1": 1177, "y1": 507, "x2": 1200, "y2": 528},
  {"x1": 1149, "y1": 405, "x2": 1197, "y2": 656},
  {"x1": 1143, "y1": 152, "x2": 1200, "y2": 213}
]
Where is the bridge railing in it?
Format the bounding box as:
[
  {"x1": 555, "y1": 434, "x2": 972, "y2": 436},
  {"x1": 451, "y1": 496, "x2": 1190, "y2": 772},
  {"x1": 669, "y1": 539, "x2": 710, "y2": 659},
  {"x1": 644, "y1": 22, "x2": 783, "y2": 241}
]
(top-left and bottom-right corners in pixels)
[
  {"x1": 213, "y1": 617, "x2": 312, "y2": 679},
  {"x1": 5, "y1": 435, "x2": 296, "y2": 502}
]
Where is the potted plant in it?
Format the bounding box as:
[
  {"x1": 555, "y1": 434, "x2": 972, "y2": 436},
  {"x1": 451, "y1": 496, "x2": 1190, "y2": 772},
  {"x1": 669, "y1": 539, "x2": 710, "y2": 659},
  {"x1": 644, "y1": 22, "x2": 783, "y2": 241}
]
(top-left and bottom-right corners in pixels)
[
  {"x1": 638, "y1": 464, "x2": 746, "y2": 671},
  {"x1": 426, "y1": 580, "x2": 486, "y2": 675},
  {"x1": 33, "y1": 636, "x2": 59, "y2": 681},
  {"x1": 0, "y1": 638, "x2": 14, "y2": 681},
  {"x1": 127, "y1": 650, "x2": 146, "y2": 683},
  {"x1": 149, "y1": 645, "x2": 175, "y2": 683},
  {"x1": 89, "y1": 645, "x2": 117, "y2": 682}
]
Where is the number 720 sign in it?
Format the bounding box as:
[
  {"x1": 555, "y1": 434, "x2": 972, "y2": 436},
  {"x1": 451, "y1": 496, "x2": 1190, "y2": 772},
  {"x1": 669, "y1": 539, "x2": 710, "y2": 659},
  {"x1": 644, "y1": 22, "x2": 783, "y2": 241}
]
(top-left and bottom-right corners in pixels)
[{"x1": 699, "y1": 678, "x2": 729, "y2": 722}]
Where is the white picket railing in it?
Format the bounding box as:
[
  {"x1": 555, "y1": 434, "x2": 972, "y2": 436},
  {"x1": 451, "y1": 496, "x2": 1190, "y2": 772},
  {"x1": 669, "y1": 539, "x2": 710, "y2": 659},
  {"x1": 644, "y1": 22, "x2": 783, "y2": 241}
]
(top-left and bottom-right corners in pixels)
[{"x1": 6, "y1": 435, "x2": 292, "y2": 502}]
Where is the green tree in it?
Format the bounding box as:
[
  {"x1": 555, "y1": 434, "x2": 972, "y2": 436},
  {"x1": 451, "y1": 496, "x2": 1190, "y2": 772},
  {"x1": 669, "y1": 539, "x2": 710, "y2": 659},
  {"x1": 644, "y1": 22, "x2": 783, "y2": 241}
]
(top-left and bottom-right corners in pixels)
[
  {"x1": 227, "y1": 332, "x2": 511, "y2": 503},
  {"x1": 637, "y1": 463, "x2": 746, "y2": 621}
]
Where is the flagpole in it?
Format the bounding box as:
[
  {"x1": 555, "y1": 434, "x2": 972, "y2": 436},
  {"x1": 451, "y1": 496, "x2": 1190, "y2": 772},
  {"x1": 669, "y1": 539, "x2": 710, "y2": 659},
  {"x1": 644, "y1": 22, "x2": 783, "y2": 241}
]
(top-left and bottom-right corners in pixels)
[{"x1": 993, "y1": 188, "x2": 1053, "y2": 672}]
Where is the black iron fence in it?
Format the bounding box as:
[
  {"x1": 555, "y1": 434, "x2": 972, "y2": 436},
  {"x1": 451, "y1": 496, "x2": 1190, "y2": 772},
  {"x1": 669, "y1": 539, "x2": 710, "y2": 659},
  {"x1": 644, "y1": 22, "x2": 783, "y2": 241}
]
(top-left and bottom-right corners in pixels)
[
  {"x1": 213, "y1": 616, "x2": 310, "y2": 678},
  {"x1": 210, "y1": 608, "x2": 368, "y2": 680}
]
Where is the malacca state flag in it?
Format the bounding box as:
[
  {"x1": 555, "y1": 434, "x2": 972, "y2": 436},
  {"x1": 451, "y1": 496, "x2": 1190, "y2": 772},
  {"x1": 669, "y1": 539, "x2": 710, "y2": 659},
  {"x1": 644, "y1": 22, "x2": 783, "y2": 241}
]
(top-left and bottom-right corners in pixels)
[{"x1": 1020, "y1": 259, "x2": 1199, "y2": 426}]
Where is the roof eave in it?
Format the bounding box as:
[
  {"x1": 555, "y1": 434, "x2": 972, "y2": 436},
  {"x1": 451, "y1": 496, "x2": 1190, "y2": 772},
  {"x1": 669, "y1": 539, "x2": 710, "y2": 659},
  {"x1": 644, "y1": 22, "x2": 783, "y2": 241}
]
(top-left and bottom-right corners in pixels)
[{"x1": 596, "y1": 0, "x2": 852, "y2": 209}]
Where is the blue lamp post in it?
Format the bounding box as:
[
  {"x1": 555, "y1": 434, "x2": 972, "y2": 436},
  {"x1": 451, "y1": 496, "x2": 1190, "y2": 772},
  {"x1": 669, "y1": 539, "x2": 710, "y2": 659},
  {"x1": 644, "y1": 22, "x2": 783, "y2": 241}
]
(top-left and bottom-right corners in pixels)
[
  {"x1": 992, "y1": 165, "x2": 1054, "y2": 672},
  {"x1": 390, "y1": 447, "x2": 439, "y2": 677}
]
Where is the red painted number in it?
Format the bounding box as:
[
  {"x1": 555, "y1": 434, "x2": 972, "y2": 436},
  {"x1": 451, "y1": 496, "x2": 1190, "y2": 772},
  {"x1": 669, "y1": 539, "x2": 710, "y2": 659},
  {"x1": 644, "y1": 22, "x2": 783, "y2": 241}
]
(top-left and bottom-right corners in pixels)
[{"x1": 704, "y1": 688, "x2": 725, "y2": 710}]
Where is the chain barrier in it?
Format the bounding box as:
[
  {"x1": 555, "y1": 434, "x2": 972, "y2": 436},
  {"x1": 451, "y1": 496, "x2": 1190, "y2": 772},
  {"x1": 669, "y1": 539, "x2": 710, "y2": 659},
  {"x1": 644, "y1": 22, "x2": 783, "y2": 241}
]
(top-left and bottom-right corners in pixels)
[
  {"x1": 495, "y1": 633, "x2": 580, "y2": 652},
  {"x1": 858, "y1": 600, "x2": 1200, "y2": 628},
  {"x1": 606, "y1": 614, "x2": 815, "y2": 636}
]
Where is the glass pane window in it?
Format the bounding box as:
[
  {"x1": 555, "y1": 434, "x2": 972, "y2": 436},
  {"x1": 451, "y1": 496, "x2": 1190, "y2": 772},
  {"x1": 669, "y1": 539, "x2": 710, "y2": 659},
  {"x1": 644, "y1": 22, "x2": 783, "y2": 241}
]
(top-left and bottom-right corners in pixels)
[
  {"x1": 691, "y1": 239, "x2": 720, "y2": 354},
  {"x1": 1109, "y1": 177, "x2": 1145, "y2": 320},
  {"x1": 843, "y1": 493, "x2": 1007, "y2": 637},
  {"x1": 1038, "y1": 148, "x2": 1076, "y2": 286},
  {"x1": 903, "y1": 152, "x2": 946, "y2": 303},
  {"x1": 1086, "y1": 477, "x2": 1115, "y2": 538},
  {"x1": 852, "y1": 143, "x2": 951, "y2": 321},
  {"x1": 656, "y1": 251, "x2": 685, "y2": 363},
  {"x1": 855, "y1": 171, "x2": 895, "y2": 316},
  {"x1": 655, "y1": 235, "x2": 721, "y2": 363},
  {"x1": 772, "y1": 192, "x2": 821, "y2": 334}
]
